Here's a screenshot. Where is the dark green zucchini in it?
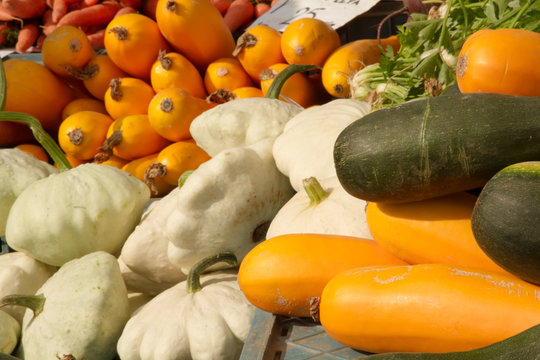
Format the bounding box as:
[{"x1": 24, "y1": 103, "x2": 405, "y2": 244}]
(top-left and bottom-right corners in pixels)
[
  {"x1": 471, "y1": 161, "x2": 540, "y2": 285},
  {"x1": 334, "y1": 93, "x2": 540, "y2": 203},
  {"x1": 360, "y1": 322, "x2": 540, "y2": 359}
]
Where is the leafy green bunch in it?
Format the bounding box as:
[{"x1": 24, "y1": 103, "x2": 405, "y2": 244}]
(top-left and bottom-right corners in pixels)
[{"x1": 350, "y1": 0, "x2": 540, "y2": 108}]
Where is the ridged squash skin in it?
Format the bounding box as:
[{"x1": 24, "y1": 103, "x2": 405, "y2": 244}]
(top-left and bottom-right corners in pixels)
[
  {"x1": 319, "y1": 264, "x2": 540, "y2": 354},
  {"x1": 238, "y1": 233, "x2": 407, "y2": 317},
  {"x1": 365, "y1": 192, "x2": 508, "y2": 274},
  {"x1": 334, "y1": 93, "x2": 540, "y2": 203},
  {"x1": 471, "y1": 161, "x2": 540, "y2": 285},
  {"x1": 5, "y1": 164, "x2": 150, "y2": 267}
]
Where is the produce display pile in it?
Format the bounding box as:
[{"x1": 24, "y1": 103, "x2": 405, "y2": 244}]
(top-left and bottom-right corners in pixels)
[{"x1": 0, "y1": 0, "x2": 539, "y2": 359}]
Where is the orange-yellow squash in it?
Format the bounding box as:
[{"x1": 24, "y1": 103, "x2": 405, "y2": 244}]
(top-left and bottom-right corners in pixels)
[
  {"x1": 122, "y1": 153, "x2": 176, "y2": 197},
  {"x1": 233, "y1": 24, "x2": 286, "y2": 83},
  {"x1": 322, "y1": 36, "x2": 400, "y2": 98},
  {"x1": 3, "y1": 58, "x2": 77, "y2": 136},
  {"x1": 150, "y1": 51, "x2": 207, "y2": 98},
  {"x1": 319, "y1": 263, "x2": 540, "y2": 353},
  {"x1": 260, "y1": 63, "x2": 320, "y2": 108},
  {"x1": 58, "y1": 111, "x2": 114, "y2": 161},
  {"x1": 238, "y1": 233, "x2": 408, "y2": 318},
  {"x1": 281, "y1": 18, "x2": 341, "y2": 67},
  {"x1": 103, "y1": 77, "x2": 156, "y2": 120},
  {"x1": 155, "y1": 0, "x2": 236, "y2": 71},
  {"x1": 80, "y1": 54, "x2": 129, "y2": 101},
  {"x1": 104, "y1": 13, "x2": 170, "y2": 80},
  {"x1": 365, "y1": 192, "x2": 509, "y2": 274},
  {"x1": 41, "y1": 25, "x2": 95, "y2": 78},
  {"x1": 456, "y1": 28, "x2": 540, "y2": 96},
  {"x1": 147, "y1": 88, "x2": 215, "y2": 142},
  {"x1": 203, "y1": 57, "x2": 253, "y2": 94}
]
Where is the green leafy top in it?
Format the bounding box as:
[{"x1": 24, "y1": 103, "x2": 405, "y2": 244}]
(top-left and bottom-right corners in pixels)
[{"x1": 351, "y1": 0, "x2": 540, "y2": 108}]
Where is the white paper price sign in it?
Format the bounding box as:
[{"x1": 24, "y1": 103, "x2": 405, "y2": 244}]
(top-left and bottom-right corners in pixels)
[{"x1": 249, "y1": 0, "x2": 382, "y2": 32}]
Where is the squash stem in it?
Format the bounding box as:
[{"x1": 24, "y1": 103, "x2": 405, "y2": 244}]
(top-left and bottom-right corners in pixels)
[
  {"x1": 178, "y1": 169, "x2": 194, "y2": 188},
  {"x1": 302, "y1": 177, "x2": 330, "y2": 206},
  {"x1": 0, "y1": 112, "x2": 72, "y2": 172},
  {"x1": 186, "y1": 252, "x2": 238, "y2": 293},
  {"x1": 264, "y1": 64, "x2": 321, "y2": 100},
  {"x1": 0, "y1": 293, "x2": 45, "y2": 316}
]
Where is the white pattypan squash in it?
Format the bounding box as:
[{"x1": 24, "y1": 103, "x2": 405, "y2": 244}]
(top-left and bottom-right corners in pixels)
[
  {"x1": 165, "y1": 139, "x2": 295, "y2": 274},
  {"x1": 266, "y1": 176, "x2": 374, "y2": 240},
  {"x1": 1, "y1": 251, "x2": 129, "y2": 360},
  {"x1": 5, "y1": 163, "x2": 150, "y2": 266},
  {"x1": 119, "y1": 187, "x2": 186, "y2": 295},
  {"x1": 0, "y1": 148, "x2": 57, "y2": 237},
  {"x1": 0, "y1": 309, "x2": 20, "y2": 355},
  {"x1": 0, "y1": 252, "x2": 56, "y2": 323},
  {"x1": 190, "y1": 97, "x2": 302, "y2": 156},
  {"x1": 117, "y1": 253, "x2": 255, "y2": 360},
  {"x1": 272, "y1": 98, "x2": 371, "y2": 191}
]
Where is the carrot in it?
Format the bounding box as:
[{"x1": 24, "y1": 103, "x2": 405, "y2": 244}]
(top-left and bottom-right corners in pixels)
[
  {"x1": 86, "y1": 27, "x2": 105, "y2": 50},
  {"x1": 223, "y1": 0, "x2": 254, "y2": 33},
  {"x1": 270, "y1": 0, "x2": 279, "y2": 6},
  {"x1": 210, "y1": 0, "x2": 233, "y2": 15},
  {"x1": 2, "y1": 0, "x2": 48, "y2": 19},
  {"x1": 41, "y1": 8, "x2": 57, "y2": 35},
  {"x1": 254, "y1": 2, "x2": 270, "y2": 17},
  {"x1": 141, "y1": 0, "x2": 158, "y2": 19},
  {"x1": 0, "y1": 2, "x2": 20, "y2": 22},
  {"x1": 119, "y1": 0, "x2": 142, "y2": 9},
  {"x1": 114, "y1": 5, "x2": 138, "y2": 16},
  {"x1": 51, "y1": 0, "x2": 80, "y2": 23},
  {"x1": 15, "y1": 20, "x2": 39, "y2": 53},
  {"x1": 56, "y1": 0, "x2": 122, "y2": 27},
  {"x1": 35, "y1": 31, "x2": 46, "y2": 49}
]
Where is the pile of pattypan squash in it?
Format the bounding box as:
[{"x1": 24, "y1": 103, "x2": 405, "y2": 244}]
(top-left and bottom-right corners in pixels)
[{"x1": 0, "y1": 59, "x2": 377, "y2": 360}]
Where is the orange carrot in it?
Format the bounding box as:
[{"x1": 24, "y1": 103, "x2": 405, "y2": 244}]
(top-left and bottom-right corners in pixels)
[
  {"x1": 15, "y1": 20, "x2": 39, "y2": 53},
  {"x1": 141, "y1": 0, "x2": 158, "y2": 19},
  {"x1": 0, "y1": 3, "x2": 19, "y2": 21},
  {"x1": 223, "y1": 0, "x2": 254, "y2": 33},
  {"x1": 210, "y1": 0, "x2": 233, "y2": 15},
  {"x1": 119, "y1": 0, "x2": 141, "y2": 9},
  {"x1": 2, "y1": 0, "x2": 48, "y2": 19},
  {"x1": 114, "y1": 5, "x2": 138, "y2": 16},
  {"x1": 86, "y1": 27, "x2": 105, "y2": 50},
  {"x1": 270, "y1": 0, "x2": 279, "y2": 6},
  {"x1": 57, "y1": 0, "x2": 122, "y2": 27},
  {"x1": 51, "y1": 0, "x2": 80, "y2": 23},
  {"x1": 41, "y1": 8, "x2": 57, "y2": 35},
  {"x1": 254, "y1": 2, "x2": 270, "y2": 17}
]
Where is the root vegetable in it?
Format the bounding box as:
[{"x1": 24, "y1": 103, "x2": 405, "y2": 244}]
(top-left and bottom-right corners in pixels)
[
  {"x1": 57, "y1": 0, "x2": 122, "y2": 27},
  {"x1": 223, "y1": 0, "x2": 254, "y2": 33},
  {"x1": 15, "y1": 20, "x2": 39, "y2": 53}
]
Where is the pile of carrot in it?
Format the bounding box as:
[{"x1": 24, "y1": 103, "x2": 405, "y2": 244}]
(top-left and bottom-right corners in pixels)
[
  {"x1": 212, "y1": 0, "x2": 279, "y2": 33},
  {"x1": 0, "y1": 0, "x2": 148, "y2": 53}
]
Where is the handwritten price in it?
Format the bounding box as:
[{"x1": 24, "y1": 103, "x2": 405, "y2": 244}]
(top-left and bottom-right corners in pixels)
[{"x1": 249, "y1": 0, "x2": 381, "y2": 31}]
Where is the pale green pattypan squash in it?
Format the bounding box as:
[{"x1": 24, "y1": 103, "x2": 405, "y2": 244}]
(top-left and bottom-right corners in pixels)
[
  {"x1": 165, "y1": 138, "x2": 295, "y2": 274},
  {"x1": 117, "y1": 253, "x2": 255, "y2": 360},
  {"x1": 5, "y1": 163, "x2": 150, "y2": 267},
  {"x1": 190, "y1": 97, "x2": 301, "y2": 156},
  {"x1": 0, "y1": 148, "x2": 58, "y2": 237},
  {"x1": 0, "y1": 252, "x2": 56, "y2": 323},
  {"x1": 266, "y1": 176, "x2": 374, "y2": 240},
  {"x1": 189, "y1": 64, "x2": 318, "y2": 157},
  {"x1": 0, "y1": 309, "x2": 19, "y2": 355},
  {"x1": 1, "y1": 251, "x2": 129, "y2": 360},
  {"x1": 119, "y1": 187, "x2": 187, "y2": 295},
  {"x1": 272, "y1": 98, "x2": 371, "y2": 191}
]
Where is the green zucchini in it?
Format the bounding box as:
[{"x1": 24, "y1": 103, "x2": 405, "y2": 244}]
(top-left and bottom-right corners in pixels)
[
  {"x1": 360, "y1": 322, "x2": 540, "y2": 359},
  {"x1": 334, "y1": 93, "x2": 540, "y2": 203},
  {"x1": 471, "y1": 161, "x2": 540, "y2": 285}
]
